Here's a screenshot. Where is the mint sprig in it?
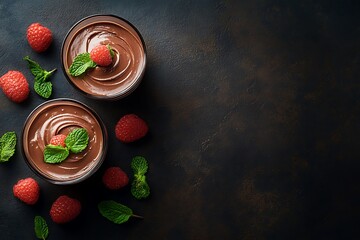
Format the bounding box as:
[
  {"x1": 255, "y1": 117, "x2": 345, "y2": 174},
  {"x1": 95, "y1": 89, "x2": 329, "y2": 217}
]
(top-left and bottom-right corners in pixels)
[
  {"x1": 44, "y1": 128, "x2": 89, "y2": 164},
  {"x1": 0, "y1": 131, "x2": 16, "y2": 162},
  {"x1": 24, "y1": 56, "x2": 56, "y2": 99},
  {"x1": 68, "y1": 53, "x2": 96, "y2": 76},
  {"x1": 98, "y1": 200, "x2": 143, "y2": 224},
  {"x1": 131, "y1": 156, "x2": 150, "y2": 199},
  {"x1": 34, "y1": 216, "x2": 48, "y2": 240}
]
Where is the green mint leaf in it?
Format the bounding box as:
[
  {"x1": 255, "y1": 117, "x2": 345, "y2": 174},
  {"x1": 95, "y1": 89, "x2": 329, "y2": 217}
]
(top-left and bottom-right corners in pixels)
[
  {"x1": 24, "y1": 56, "x2": 43, "y2": 77},
  {"x1": 98, "y1": 200, "x2": 143, "y2": 224},
  {"x1": 0, "y1": 131, "x2": 17, "y2": 162},
  {"x1": 131, "y1": 156, "x2": 148, "y2": 175},
  {"x1": 131, "y1": 178, "x2": 150, "y2": 199},
  {"x1": 24, "y1": 56, "x2": 56, "y2": 99},
  {"x1": 44, "y1": 145, "x2": 69, "y2": 164},
  {"x1": 107, "y1": 44, "x2": 115, "y2": 58},
  {"x1": 34, "y1": 80, "x2": 52, "y2": 99},
  {"x1": 34, "y1": 69, "x2": 56, "y2": 83},
  {"x1": 131, "y1": 156, "x2": 150, "y2": 199},
  {"x1": 65, "y1": 128, "x2": 89, "y2": 153},
  {"x1": 68, "y1": 53, "x2": 96, "y2": 76},
  {"x1": 34, "y1": 216, "x2": 48, "y2": 240}
]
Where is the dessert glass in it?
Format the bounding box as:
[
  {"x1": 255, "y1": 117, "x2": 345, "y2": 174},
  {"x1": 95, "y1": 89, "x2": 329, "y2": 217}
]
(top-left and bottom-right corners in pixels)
[
  {"x1": 61, "y1": 14, "x2": 147, "y2": 100},
  {"x1": 22, "y1": 98, "x2": 108, "y2": 184}
]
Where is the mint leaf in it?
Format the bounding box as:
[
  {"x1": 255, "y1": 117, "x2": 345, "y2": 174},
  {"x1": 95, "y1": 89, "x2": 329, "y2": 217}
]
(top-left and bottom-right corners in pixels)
[
  {"x1": 98, "y1": 200, "x2": 143, "y2": 224},
  {"x1": 131, "y1": 156, "x2": 150, "y2": 199},
  {"x1": 131, "y1": 178, "x2": 150, "y2": 200},
  {"x1": 0, "y1": 131, "x2": 16, "y2": 162},
  {"x1": 65, "y1": 128, "x2": 89, "y2": 153},
  {"x1": 24, "y1": 56, "x2": 43, "y2": 76},
  {"x1": 34, "y1": 80, "x2": 52, "y2": 99},
  {"x1": 68, "y1": 53, "x2": 96, "y2": 76},
  {"x1": 24, "y1": 56, "x2": 56, "y2": 99},
  {"x1": 34, "y1": 216, "x2": 48, "y2": 240},
  {"x1": 44, "y1": 145, "x2": 69, "y2": 164},
  {"x1": 131, "y1": 156, "x2": 148, "y2": 175}
]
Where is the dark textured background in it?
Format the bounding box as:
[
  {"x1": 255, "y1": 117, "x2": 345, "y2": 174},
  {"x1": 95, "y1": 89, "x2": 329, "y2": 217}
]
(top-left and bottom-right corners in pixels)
[{"x1": 0, "y1": 0, "x2": 359, "y2": 239}]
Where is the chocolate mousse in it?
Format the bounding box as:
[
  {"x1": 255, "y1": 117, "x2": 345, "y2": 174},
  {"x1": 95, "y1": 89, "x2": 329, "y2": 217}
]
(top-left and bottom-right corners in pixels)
[
  {"x1": 61, "y1": 15, "x2": 146, "y2": 100},
  {"x1": 22, "y1": 99, "x2": 107, "y2": 184}
]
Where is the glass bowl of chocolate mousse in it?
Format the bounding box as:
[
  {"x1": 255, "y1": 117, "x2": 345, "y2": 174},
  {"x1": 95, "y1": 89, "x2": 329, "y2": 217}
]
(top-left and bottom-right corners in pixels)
[
  {"x1": 61, "y1": 14, "x2": 146, "y2": 100},
  {"x1": 22, "y1": 99, "x2": 108, "y2": 184}
]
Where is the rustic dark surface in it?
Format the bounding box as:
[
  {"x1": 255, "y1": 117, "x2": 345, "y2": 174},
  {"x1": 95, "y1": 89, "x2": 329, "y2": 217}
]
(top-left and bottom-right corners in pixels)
[{"x1": 0, "y1": 0, "x2": 359, "y2": 239}]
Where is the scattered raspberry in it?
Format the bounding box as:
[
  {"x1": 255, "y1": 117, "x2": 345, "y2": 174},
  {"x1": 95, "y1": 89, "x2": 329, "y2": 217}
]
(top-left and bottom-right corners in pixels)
[
  {"x1": 115, "y1": 114, "x2": 149, "y2": 143},
  {"x1": 49, "y1": 134, "x2": 67, "y2": 147},
  {"x1": 13, "y1": 178, "x2": 40, "y2": 205},
  {"x1": 50, "y1": 195, "x2": 81, "y2": 224},
  {"x1": 102, "y1": 167, "x2": 129, "y2": 190},
  {"x1": 90, "y1": 45, "x2": 113, "y2": 67},
  {"x1": 0, "y1": 71, "x2": 29, "y2": 103},
  {"x1": 26, "y1": 23, "x2": 53, "y2": 52}
]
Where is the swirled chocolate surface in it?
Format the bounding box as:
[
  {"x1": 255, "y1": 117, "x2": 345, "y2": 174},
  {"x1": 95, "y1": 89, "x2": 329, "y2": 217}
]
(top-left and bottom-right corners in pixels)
[
  {"x1": 22, "y1": 99, "x2": 106, "y2": 183},
  {"x1": 62, "y1": 15, "x2": 146, "y2": 99}
]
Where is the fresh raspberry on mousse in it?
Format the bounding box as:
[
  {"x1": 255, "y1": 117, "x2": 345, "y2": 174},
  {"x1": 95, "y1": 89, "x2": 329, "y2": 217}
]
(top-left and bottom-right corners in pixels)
[
  {"x1": 90, "y1": 44, "x2": 114, "y2": 67},
  {"x1": 49, "y1": 134, "x2": 67, "y2": 148}
]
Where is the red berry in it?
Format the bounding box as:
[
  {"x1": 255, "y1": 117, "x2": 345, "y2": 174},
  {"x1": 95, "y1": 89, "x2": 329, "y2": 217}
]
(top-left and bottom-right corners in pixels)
[
  {"x1": 102, "y1": 167, "x2": 129, "y2": 190},
  {"x1": 13, "y1": 178, "x2": 40, "y2": 205},
  {"x1": 0, "y1": 71, "x2": 29, "y2": 103},
  {"x1": 50, "y1": 134, "x2": 67, "y2": 147},
  {"x1": 27, "y1": 23, "x2": 53, "y2": 52},
  {"x1": 50, "y1": 195, "x2": 81, "y2": 224},
  {"x1": 115, "y1": 114, "x2": 149, "y2": 143},
  {"x1": 90, "y1": 45, "x2": 113, "y2": 66}
]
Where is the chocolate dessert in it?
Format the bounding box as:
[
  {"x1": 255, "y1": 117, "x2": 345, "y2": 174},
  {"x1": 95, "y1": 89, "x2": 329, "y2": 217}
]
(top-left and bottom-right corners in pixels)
[
  {"x1": 22, "y1": 99, "x2": 107, "y2": 184},
  {"x1": 61, "y1": 15, "x2": 146, "y2": 100}
]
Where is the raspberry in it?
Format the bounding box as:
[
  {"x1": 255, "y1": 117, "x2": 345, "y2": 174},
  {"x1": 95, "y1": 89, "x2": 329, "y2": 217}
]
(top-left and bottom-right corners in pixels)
[
  {"x1": 13, "y1": 178, "x2": 40, "y2": 205},
  {"x1": 49, "y1": 134, "x2": 67, "y2": 147},
  {"x1": 27, "y1": 23, "x2": 52, "y2": 52},
  {"x1": 115, "y1": 114, "x2": 149, "y2": 143},
  {"x1": 102, "y1": 167, "x2": 129, "y2": 190},
  {"x1": 0, "y1": 71, "x2": 29, "y2": 103},
  {"x1": 50, "y1": 195, "x2": 81, "y2": 224},
  {"x1": 90, "y1": 45, "x2": 113, "y2": 66}
]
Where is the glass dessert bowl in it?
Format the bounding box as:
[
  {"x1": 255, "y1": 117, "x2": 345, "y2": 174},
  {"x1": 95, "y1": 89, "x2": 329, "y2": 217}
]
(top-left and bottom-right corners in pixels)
[
  {"x1": 22, "y1": 98, "x2": 108, "y2": 184},
  {"x1": 61, "y1": 14, "x2": 147, "y2": 100}
]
